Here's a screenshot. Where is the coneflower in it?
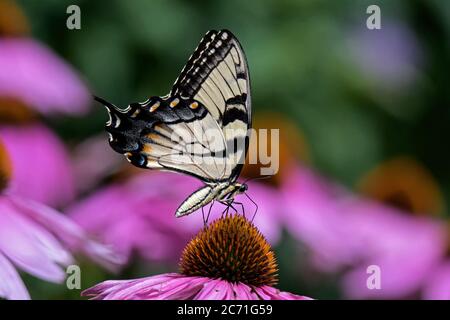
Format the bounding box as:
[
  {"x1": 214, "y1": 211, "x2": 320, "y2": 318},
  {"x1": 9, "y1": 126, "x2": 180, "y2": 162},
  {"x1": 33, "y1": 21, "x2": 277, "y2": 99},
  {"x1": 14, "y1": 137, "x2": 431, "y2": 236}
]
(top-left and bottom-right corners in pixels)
[{"x1": 83, "y1": 214, "x2": 311, "y2": 300}]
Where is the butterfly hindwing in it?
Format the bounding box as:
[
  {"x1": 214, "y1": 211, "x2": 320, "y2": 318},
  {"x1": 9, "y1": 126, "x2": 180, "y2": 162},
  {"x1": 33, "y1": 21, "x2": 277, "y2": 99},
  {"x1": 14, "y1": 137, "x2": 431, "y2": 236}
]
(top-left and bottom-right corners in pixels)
[{"x1": 100, "y1": 96, "x2": 230, "y2": 182}]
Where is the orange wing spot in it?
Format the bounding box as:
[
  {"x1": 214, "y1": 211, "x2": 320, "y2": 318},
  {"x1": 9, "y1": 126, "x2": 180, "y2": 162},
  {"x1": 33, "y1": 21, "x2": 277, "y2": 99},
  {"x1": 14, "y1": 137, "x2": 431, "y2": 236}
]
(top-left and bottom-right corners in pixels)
[
  {"x1": 190, "y1": 102, "x2": 199, "y2": 109},
  {"x1": 146, "y1": 133, "x2": 160, "y2": 142},
  {"x1": 150, "y1": 102, "x2": 160, "y2": 112},
  {"x1": 170, "y1": 98, "x2": 179, "y2": 108},
  {"x1": 131, "y1": 109, "x2": 141, "y2": 117},
  {"x1": 142, "y1": 144, "x2": 153, "y2": 154}
]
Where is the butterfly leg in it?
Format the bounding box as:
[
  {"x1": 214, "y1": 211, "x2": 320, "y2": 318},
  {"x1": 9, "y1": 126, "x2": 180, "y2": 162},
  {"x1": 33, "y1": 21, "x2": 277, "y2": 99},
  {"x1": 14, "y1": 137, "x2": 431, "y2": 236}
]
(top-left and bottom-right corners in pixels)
[
  {"x1": 201, "y1": 201, "x2": 216, "y2": 226},
  {"x1": 219, "y1": 200, "x2": 232, "y2": 217},
  {"x1": 232, "y1": 201, "x2": 246, "y2": 218},
  {"x1": 206, "y1": 201, "x2": 214, "y2": 224},
  {"x1": 219, "y1": 199, "x2": 245, "y2": 219},
  {"x1": 202, "y1": 206, "x2": 207, "y2": 227},
  {"x1": 226, "y1": 199, "x2": 245, "y2": 217},
  {"x1": 223, "y1": 198, "x2": 236, "y2": 215},
  {"x1": 244, "y1": 193, "x2": 258, "y2": 222}
]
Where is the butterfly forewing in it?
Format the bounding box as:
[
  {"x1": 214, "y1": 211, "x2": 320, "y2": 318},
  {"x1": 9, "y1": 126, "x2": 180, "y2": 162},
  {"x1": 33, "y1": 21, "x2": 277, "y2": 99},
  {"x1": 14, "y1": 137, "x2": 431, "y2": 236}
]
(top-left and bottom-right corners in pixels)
[
  {"x1": 171, "y1": 29, "x2": 251, "y2": 181},
  {"x1": 102, "y1": 96, "x2": 227, "y2": 183},
  {"x1": 100, "y1": 29, "x2": 251, "y2": 185}
]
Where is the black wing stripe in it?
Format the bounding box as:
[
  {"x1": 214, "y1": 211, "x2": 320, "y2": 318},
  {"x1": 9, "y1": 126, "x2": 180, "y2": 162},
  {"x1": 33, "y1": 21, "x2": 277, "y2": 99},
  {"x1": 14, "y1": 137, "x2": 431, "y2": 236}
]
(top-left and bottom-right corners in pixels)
[
  {"x1": 102, "y1": 96, "x2": 229, "y2": 182},
  {"x1": 222, "y1": 107, "x2": 248, "y2": 127},
  {"x1": 236, "y1": 71, "x2": 246, "y2": 79},
  {"x1": 226, "y1": 93, "x2": 247, "y2": 106},
  {"x1": 172, "y1": 31, "x2": 234, "y2": 97},
  {"x1": 171, "y1": 30, "x2": 218, "y2": 96}
]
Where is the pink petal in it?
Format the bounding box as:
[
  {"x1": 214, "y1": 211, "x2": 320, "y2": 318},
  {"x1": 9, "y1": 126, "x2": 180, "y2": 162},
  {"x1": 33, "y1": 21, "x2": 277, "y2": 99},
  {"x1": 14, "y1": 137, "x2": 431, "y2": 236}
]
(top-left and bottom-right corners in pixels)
[
  {"x1": 82, "y1": 280, "x2": 138, "y2": 300},
  {"x1": 9, "y1": 195, "x2": 125, "y2": 272},
  {"x1": 0, "y1": 38, "x2": 90, "y2": 115},
  {"x1": 71, "y1": 134, "x2": 123, "y2": 193},
  {"x1": 422, "y1": 261, "x2": 450, "y2": 300},
  {"x1": 282, "y1": 166, "x2": 359, "y2": 271},
  {"x1": 117, "y1": 276, "x2": 191, "y2": 300},
  {"x1": 342, "y1": 199, "x2": 446, "y2": 299},
  {"x1": 0, "y1": 196, "x2": 71, "y2": 282},
  {"x1": 151, "y1": 277, "x2": 209, "y2": 300},
  {"x1": 231, "y1": 282, "x2": 258, "y2": 300},
  {"x1": 254, "y1": 286, "x2": 313, "y2": 300},
  {"x1": 82, "y1": 274, "x2": 312, "y2": 300},
  {"x1": 83, "y1": 274, "x2": 178, "y2": 299},
  {"x1": 194, "y1": 279, "x2": 233, "y2": 300},
  {"x1": 0, "y1": 124, "x2": 75, "y2": 207},
  {"x1": 83, "y1": 274, "x2": 208, "y2": 300},
  {"x1": 0, "y1": 253, "x2": 30, "y2": 300}
]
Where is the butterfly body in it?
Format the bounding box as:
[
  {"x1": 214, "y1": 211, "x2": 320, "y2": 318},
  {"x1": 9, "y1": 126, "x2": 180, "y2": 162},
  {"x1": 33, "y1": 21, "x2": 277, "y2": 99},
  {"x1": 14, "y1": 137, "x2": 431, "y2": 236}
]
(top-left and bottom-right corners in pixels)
[
  {"x1": 97, "y1": 29, "x2": 252, "y2": 217},
  {"x1": 176, "y1": 182, "x2": 247, "y2": 217}
]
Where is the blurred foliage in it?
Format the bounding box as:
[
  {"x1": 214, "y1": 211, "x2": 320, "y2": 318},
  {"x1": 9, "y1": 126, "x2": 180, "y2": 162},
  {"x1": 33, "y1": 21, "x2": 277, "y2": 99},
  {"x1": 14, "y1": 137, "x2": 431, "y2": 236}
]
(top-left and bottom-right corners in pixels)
[{"x1": 15, "y1": 0, "x2": 450, "y2": 299}]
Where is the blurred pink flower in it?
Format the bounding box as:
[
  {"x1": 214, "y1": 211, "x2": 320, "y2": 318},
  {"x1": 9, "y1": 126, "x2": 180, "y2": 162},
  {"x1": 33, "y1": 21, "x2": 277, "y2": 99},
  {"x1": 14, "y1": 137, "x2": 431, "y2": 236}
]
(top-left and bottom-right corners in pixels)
[
  {"x1": 281, "y1": 165, "x2": 447, "y2": 299},
  {"x1": 0, "y1": 135, "x2": 124, "y2": 299},
  {"x1": 281, "y1": 166, "x2": 361, "y2": 272},
  {"x1": 68, "y1": 173, "x2": 201, "y2": 263},
  {"x1": 340, "y1": 199, "x2": 446, "y2": 299},
  {"x1": 82, "y1": 273, "x2": 311, "y2": 300},
  {"x1": 0, "y1": 193, "x2": 124, "y2": 300},
  {"x1": 71, "y1": 134, "x2": 124, "y2": 193},
  {"x1": 67, "y1": 172, "x2": 282, "y2": 265},
  {"x1": 422, "y1": 261, "x2": 450, "y2": 300},
  {"x1": 0, "y1": 124, "x2": 75, "y2": 207},
  {"x1": 0, "y1": 38, "x2": 90, "y2": 115}
]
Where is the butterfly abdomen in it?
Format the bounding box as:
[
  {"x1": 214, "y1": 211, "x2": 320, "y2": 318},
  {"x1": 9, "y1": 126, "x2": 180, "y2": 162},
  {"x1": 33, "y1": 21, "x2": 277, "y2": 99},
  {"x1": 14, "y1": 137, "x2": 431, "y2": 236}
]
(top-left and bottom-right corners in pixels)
[{"x1": 176, "y1": 182, "x2": 232, "y2": 217}]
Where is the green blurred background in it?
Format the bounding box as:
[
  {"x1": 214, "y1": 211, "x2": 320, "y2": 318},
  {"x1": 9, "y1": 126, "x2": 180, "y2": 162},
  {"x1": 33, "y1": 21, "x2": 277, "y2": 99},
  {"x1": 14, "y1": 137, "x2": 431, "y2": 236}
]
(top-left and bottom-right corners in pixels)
[{"x1": 15, "y1": 0, "x2": 450, "y2": 299}]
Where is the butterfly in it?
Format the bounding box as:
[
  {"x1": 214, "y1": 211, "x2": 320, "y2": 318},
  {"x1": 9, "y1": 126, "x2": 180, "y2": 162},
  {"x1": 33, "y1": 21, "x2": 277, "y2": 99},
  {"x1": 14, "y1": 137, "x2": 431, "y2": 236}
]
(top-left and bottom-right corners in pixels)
[{"x1": 95, "y1": 29, "x2": 252, "y2": 218}]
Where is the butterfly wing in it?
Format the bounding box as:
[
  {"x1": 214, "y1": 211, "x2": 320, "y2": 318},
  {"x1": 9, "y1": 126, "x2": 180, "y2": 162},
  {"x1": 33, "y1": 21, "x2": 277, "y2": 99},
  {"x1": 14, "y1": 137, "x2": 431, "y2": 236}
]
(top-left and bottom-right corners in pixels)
[
  {"x1": 99, "y1": 96, "x2": 228, "y2": 183},
  {"x1": 98, "y1": 29, "x2": 251, "y2": 183},
  {"x1": 171, "y1": 29, "x2": 252, "y2": 181}
]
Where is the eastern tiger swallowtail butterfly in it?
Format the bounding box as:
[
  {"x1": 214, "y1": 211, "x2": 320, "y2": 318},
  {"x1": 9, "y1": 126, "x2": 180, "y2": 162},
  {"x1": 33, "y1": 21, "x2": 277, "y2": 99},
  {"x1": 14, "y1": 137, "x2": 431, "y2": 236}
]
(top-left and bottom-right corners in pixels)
[{"x1": 95, "y1": 29, "x2": 252, "y2": 218}]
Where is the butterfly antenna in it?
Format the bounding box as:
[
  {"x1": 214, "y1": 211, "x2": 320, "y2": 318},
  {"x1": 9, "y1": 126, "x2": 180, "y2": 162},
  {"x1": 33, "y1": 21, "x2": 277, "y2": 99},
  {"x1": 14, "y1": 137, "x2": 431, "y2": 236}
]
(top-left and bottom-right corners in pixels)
[
  {"x1": 93, "y1": 95, "x2": 122, "y2": 113},
  {"x1": 244, "y1": 192, "x2": 258, "y2": 222},
  {"x1": 242, "y1": 175, "x2": 273, "y2": 185}
]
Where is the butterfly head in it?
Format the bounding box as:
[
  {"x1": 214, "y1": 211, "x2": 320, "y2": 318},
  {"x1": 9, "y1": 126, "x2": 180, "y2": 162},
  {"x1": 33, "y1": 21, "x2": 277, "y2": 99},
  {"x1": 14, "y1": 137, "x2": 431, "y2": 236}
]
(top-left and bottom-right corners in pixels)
[{"x1": 237, "y1": 183, "x2": 248, "y2": 194}]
